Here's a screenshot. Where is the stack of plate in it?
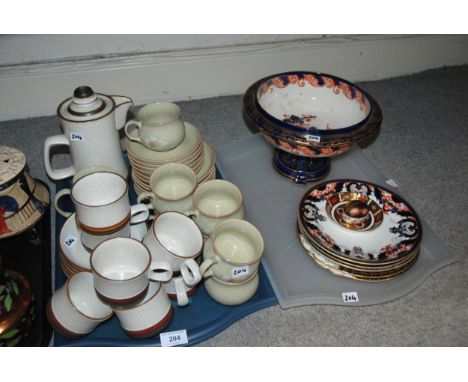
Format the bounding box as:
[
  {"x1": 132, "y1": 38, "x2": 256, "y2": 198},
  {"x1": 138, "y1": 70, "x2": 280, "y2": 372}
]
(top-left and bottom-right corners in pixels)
[
  {"x1": 125, "y1": 121, "x2": 216, "y2": 195},
  {"x1": 297, "y1": 179, "x2": 423, "y2": 282}
]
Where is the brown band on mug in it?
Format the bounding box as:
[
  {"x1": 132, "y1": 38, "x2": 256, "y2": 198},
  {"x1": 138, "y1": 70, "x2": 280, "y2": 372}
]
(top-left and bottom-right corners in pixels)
[
  {"x1": 95, "y1": 284, "x2": 149, "y2": 308},
  {"x1": 123, "y1": 307, "x2": 173, "y2": 340},
  {"x1": 46, "y1": 299, "x2": 86, "y2": 339},
  {"x1": 77, "y1": 213, "x2": 131, "y2": 235},
  {"x1": 167, "y1": 285, "x2": 198, "y2": 300}
]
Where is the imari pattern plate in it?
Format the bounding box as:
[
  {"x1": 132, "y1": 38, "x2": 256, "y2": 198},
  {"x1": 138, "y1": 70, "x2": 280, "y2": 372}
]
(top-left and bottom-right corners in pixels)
[{"x1": 298, "y1": 179, "x2": 422, "y2": 264}]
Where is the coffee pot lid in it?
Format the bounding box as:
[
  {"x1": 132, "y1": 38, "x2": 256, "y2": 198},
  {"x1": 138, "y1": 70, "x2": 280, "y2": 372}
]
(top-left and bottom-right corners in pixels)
[
  {"x1": 57, "y1": 86, "x2": 114, "y2": 122},
  {"x1": 0, "y1": 146, "x2": 26, "y2": 186}
]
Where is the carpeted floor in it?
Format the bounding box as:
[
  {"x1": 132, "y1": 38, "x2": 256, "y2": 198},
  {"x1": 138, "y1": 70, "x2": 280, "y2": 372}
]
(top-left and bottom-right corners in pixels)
[{"x1": 1, "y1": 65, "x2": 467, "y2": 346}]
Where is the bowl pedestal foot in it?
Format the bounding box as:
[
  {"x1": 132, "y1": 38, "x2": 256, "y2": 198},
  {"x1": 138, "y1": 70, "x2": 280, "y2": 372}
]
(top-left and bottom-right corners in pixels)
[{"x1": 272, "y1": 149, "x2": 330, "y2": 184}]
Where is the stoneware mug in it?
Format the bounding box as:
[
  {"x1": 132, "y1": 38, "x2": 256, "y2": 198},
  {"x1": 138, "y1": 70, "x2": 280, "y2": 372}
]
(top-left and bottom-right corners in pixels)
[
  {"x1": 47, "y1": 272, "x2": 113, "y2": 338},
  {"x1": 185, "y1": 180, "x2": 244, "y2": 236},
  {"x1": 54, "y1": 171, "x2": 149, "y2": 234},
  {"x1": 143, "y1": 211, "x2": 203, "y2": 288},
  {"x1": 90, "y1": 237, "x2": 173, "y2": 307},
  {"x1": 124, "y1": 102, "x2": 186, "y2": 151},
  {"x1": 201, "y1": 219, "x2": 264, "y2": 283},
  {"x1": 78, "y1": 204, "x2": 149, "y2": 250},
  {"x1": 112, "y1": 280, "x2": 173, "y2": 339},
  {"x1": 137, "y1": 163, "x2": 197, "y2": 215}
]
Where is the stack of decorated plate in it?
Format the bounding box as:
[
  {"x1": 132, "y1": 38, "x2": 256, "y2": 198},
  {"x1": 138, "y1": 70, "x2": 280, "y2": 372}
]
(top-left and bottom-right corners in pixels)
[
  {"x1": 297, "y1": 179, "x2": 422, "y2": 281},
  {"x1": 125, "y1": 121, "x2": 216, "y2": 195}
]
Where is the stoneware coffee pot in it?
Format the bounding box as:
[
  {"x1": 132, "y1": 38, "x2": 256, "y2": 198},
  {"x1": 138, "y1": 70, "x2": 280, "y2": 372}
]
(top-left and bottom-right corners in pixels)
[{"x1": 44, "y1": 86, "x2": 133, "y2": 181}]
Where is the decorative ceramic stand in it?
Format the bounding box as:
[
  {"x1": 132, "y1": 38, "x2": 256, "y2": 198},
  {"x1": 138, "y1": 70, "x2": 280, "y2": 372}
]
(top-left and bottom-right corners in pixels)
[{"x1": 272, "y1": 150, "x2": 330, "y2": 184}]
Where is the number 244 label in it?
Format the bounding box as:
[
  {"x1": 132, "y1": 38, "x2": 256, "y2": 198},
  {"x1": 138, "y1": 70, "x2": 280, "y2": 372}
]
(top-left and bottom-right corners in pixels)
[{"x1": 342, "y1": 291, "x2": 359, "y2": 303}]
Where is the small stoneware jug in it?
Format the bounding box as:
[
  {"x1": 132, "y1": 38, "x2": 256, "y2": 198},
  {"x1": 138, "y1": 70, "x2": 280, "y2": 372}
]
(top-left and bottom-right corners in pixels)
[{"x1": 44, "y1": 86, "x2": 133, "y2": 180}]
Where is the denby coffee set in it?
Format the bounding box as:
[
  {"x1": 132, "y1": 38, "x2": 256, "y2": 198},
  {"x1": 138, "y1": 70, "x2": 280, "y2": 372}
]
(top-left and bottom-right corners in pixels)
[
  {"x1": 40, "y1": 70, "x2": 422, "y2": 343},
  {"x1": 44, "y1": 86, "x2": 264, "y2": 339}
]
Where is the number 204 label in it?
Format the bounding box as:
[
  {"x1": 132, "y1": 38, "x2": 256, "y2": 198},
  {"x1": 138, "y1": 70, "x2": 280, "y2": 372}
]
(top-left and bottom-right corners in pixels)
[
  {"x1": 160, "y1": 329, "x2": 188, "y2": 347},
  {"x1": 342, "y1": 292, "x2": 359, "y2": 303}
]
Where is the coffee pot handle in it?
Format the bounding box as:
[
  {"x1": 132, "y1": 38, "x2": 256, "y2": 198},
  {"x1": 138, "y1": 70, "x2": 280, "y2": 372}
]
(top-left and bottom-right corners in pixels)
[
  {"x1": 44, "y1": 135, "x2": 76, "y2": 180},
  {"x1": 124, "y1": 120, "x2": 143, "y2": 143}
]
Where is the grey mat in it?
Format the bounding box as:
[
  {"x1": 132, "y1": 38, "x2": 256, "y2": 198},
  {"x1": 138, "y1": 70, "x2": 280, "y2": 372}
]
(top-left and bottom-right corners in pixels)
[
  {"x1": 0, "y1": 65, "x2": 467, "y2": 346},
  {"x1": 216, "y1": 134, "x2": 456, "y2": 308}
]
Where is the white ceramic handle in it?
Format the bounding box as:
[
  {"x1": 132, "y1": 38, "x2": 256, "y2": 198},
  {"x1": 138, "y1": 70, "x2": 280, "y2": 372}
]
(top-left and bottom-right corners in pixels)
[
  {"x1": 136, "y1": 192, "x2": 155, "y2": 206},
  {"x1": 148, "y1": 261, "x2": 173, "y2": 282},
  {"x1": 130, "y1": 203, "x2": 150, "y2": 225},
  {"x1": 124, "y1": 120, "x2": 142, "y2": 143},
  {"x1": 199, "y1": 256, "x2": 218, "y2": 278},
  {"x1": 180, "y1": 259, "x2": 202, "y2": 287},
  {"x1": 54, "y1": 188, "x2": 73, "y2": 217},
  {"x1": 44, "y1": 134, "x2": 76, "y2": 180},
  {"x1": 173, "y1": 278, "x2": 189, "y2": 307}
]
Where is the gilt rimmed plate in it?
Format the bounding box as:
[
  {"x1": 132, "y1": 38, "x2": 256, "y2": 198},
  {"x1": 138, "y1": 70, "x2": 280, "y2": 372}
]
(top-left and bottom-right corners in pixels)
[
  {"x1": 297, "y1": 230, "x2": 420, "y2": 281},
  {"x1": 298, "y1": 179, "x2": 422, "y2": 264},
  {"x1": 297, "y1": 220, "x2": 420, "y2": 272}
]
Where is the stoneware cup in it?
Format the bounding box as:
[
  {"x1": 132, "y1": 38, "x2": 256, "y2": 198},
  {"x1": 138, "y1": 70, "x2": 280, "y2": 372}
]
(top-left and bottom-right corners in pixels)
[
  {"x1": 200, "y1": 219, "x2": 264, "y2": 283},
  {"x1": 137, "y1": 163, "x2": 197, "y2": 214},
  {"x1": 90, "y1": 237, "x2": 173, "y2": 307},
  {"x1": 54, "y1": 171, "x2": 149, "y2": 234},
  {"x1": 204, "y1": 270, "x2": 259, "y2": 306},
  {"x1": 113, "y1": 280, "x2": 173, "y2": 339},
  {"x1": 143, "y1": 211, "x2": 203, "y2": 287},
  {"x1": 79, "y1": 205, "x2": 149, "y2": 250},
  {"x1": 124, "y1": 102, "x2": 186, "y2": 151},
  {"x1": 185, "y1": 180, "x2": 244, "y2": 236},
  {"x1": 47, "y1": 272, "x2": 113, "y2": 338}
]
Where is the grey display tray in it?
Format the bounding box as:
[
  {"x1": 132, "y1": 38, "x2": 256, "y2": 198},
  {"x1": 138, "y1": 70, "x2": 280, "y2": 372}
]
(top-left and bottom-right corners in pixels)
[{"x1": 216, "y1": 134, "x2": 457, "y2": 309}]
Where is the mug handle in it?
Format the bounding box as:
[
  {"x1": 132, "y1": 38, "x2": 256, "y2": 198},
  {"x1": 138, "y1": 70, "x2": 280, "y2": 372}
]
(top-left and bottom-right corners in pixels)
[
  {"x1": 184, "y1": 209, "x2": 199, "y2": 219},
  {"x1": 180, "y1": 258, "x2": 202, "y2": 287},
  {"x1": 54, "y1": 188, "x2": 73, "y2": 218},
  {"x1": 44, "y1": 135, "x2": 76, "y2": 180},
  {"x1": 130, "y1": 203, "x2": 150, "y2": 225},
  {"x1": 136, "y1": 192, "x2": 155, "y2": 206},
  {"x1": 124, "y1": 120, "x2": 142, "y2": 143},
  {"x1": 148, "y1": 261, "x2": 173, "y2": 282},
  {"x1": 199, "y1": 256, "x2": 219, "y2": 278},
  {"x1": 173, "y1": 278, "x2": 189, "y2": 307}
]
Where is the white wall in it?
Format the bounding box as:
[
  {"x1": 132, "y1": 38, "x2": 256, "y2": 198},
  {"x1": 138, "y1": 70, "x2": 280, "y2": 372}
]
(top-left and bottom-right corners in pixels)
[
  {"x1": 0, "y1": 34, "x2": 317, "y2": 65},
  {"x1": 1, "y1": 34, "x2": 468, "y2": 121}
]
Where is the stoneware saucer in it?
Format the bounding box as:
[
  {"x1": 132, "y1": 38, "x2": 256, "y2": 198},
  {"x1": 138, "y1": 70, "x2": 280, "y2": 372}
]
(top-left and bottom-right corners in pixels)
[{"x1": 59, "y1": 213, "x2": 148, "y2": 273}]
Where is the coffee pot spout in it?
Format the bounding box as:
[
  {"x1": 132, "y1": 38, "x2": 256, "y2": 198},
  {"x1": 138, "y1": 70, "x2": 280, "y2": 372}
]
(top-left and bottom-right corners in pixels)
[{"x1": 112, "y1": 95, "x2": 134, "y2": 130}]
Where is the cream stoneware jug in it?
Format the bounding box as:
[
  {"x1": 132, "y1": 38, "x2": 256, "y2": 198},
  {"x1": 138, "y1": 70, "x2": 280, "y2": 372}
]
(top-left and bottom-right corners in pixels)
[{"x1": 44, "y1": 86, "x2": 133, "y2": 181}]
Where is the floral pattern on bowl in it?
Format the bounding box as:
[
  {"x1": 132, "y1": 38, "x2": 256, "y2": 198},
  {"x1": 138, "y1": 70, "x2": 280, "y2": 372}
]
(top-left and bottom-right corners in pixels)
[{"x1": 256, "y1": 72, "x2": 371, "y2": 134}]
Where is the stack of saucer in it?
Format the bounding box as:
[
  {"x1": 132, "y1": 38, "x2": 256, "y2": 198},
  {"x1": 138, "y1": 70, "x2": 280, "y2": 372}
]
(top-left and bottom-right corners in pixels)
[
  {"x1": 125, "y1": 121, "x2": 216, "y2": 195},
  {"x1": 297, "y1": 179, "x2": 423, "y2": 281}
]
